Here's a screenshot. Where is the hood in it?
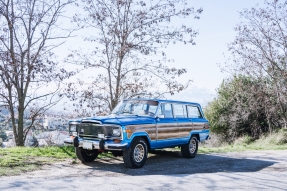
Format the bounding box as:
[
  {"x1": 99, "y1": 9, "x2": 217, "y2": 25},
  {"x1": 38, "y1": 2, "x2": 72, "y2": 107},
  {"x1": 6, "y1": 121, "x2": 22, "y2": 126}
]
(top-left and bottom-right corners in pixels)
[{"x1": 71, "y1": 115, "x2": 156, "y2": 126}]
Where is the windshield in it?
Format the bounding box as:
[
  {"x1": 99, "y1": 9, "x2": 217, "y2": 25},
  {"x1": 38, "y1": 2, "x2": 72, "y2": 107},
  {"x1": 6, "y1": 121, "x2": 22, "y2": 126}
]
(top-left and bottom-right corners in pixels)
[{"x1": 111, "y1": 100, "x2": 159, "y2": 117}]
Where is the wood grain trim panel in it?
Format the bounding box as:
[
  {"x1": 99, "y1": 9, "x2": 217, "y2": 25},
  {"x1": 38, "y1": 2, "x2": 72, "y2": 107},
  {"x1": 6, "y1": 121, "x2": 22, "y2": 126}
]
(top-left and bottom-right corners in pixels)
[
  {"x1": 178, "y1": 123, "x2": 193, "y2": 137},
  {"x1": 193, "y1": 122, "x2": 204, "y2": 130},
  {"x1": 126, "y1": 124, "x2": 156, "y2": 140},
  {"x1": 157, "y1": 123, "x2": 178, "y2": 140}
]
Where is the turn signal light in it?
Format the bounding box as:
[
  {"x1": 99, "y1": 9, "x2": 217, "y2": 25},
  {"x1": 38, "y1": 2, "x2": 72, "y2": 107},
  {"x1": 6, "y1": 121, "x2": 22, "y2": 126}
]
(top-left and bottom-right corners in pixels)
[
  {"x1": 113, "y1": 139, "x2": 121, "y2": 143},
  {"x1": 125, "y1": 129, "x2": 132, "y2": 133}
]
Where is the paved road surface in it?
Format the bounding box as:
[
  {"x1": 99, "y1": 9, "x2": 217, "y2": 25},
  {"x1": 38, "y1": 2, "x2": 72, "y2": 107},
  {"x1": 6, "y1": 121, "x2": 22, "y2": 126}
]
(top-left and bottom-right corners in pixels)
[{"x1": 1, "y1": 150, "x2": 287, "y2": 190}]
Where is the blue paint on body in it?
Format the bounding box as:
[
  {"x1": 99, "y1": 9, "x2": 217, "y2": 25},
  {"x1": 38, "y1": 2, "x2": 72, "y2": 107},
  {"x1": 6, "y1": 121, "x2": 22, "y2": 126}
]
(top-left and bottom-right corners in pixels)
[{"x1": 69, "y1": 98, "x2": 210, "y2": 151}]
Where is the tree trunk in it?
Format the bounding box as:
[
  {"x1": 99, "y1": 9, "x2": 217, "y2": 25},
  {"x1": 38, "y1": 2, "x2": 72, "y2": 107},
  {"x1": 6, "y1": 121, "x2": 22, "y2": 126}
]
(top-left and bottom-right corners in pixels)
[{"x1": 17, "y1": 109, "x2": 25, "y2": 146}]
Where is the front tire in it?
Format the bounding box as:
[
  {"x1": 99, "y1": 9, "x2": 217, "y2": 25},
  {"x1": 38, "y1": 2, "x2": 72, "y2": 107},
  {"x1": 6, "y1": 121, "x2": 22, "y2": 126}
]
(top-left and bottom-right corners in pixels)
[
  {"x1": 181, "y1": 135, "x2": 198, "y2": 158},
  {"x1": 111, "y1": 151, "x2": 123, "y2": 157},
  {"x1": 75, "y1": 147, "x2": 99, "y2": 162},
  {"x1": 123, "y1": 137, "x2": 148, "y2": 168}
]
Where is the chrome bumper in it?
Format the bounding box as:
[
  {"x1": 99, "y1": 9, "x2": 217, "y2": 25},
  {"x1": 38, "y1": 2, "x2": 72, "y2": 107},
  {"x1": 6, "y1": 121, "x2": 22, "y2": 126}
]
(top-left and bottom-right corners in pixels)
[
  {"x1": 64, "y1": 137, "x2": 74, "y2": 145},
  {"x1": 63, "y1": 137, "x2": 128, "y2": 151}
]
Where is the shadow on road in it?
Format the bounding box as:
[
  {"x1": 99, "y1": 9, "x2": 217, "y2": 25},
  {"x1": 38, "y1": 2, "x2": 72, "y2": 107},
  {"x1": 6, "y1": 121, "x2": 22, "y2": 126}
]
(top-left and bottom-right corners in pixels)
[{"x1": 80, "y1": 150, "x2": 276, "y2": 176}]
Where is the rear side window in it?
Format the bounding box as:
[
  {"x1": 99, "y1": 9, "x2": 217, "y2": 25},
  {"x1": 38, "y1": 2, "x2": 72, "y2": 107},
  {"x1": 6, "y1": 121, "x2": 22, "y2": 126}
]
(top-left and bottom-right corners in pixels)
[
  {"x1": 187, "y1": 105, "x2": 202, "y2": 118},
  {"x1": 173, "y1": 104, "x2": 187, "y2": 118}
]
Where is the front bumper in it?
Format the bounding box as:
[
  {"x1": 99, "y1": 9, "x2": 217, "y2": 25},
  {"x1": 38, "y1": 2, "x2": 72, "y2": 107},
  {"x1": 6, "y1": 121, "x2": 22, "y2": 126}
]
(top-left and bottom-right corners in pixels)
[{"x1": 64, "y1": 137, "x2": 128, "y2": 151}]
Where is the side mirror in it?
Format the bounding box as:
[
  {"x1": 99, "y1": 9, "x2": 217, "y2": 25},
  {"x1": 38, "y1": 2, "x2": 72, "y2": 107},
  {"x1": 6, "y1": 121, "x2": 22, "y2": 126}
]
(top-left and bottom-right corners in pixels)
[{"x1": 157, "y1": 114, "x2": 164, "y2": 119}]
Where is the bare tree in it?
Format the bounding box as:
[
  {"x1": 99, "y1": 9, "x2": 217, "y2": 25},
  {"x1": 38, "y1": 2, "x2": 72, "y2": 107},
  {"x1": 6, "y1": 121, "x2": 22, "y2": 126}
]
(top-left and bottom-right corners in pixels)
[
  {"x1": 226, "y1": 0, "x2": 287, "y2": 128},
  {"x1": 65, "y1": 0, "x2": 202, "y2": 115},
  {"x1": 0, "y1": 0, "x2": 75, "y2": 146}
]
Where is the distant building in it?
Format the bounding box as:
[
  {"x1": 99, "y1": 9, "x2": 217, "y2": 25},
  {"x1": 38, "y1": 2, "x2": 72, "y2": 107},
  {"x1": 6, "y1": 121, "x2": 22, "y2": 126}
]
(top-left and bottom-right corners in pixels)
[
  {"x1": 41, "y1": 115, "x2": 68, "y2": 130},
  {"x1": 5, "y1": 131, "x2": 14, "y2": 139},
  {"x1": 0, "y1": 108, "x2": 70, "y2": 131}
]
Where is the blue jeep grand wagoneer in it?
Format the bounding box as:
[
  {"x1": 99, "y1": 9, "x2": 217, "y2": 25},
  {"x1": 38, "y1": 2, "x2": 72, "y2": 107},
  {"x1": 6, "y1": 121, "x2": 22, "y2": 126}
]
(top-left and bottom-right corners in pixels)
[{"x1": 64, "y1": 99, "x2": 210, "y2": 168}]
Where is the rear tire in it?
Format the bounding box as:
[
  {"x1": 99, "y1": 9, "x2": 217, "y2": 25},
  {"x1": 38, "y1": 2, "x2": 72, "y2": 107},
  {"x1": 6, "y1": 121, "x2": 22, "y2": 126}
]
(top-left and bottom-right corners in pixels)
[
  {"x1": 123, "y1": 137, "x2": 148, "y2": 168},
  {"x1": 75, "y1": 147, "x2": 99, "y2": 162},
  {"x1": 181, "y1": 135, "x2": 198, "y2": 158}
]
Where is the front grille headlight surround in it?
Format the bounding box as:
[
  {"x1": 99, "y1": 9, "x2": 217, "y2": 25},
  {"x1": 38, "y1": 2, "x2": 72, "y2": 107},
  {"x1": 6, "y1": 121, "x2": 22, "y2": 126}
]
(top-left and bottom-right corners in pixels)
[
  {"x1": 70, "y1": 124, "x2": 76, "y2": 132},
  {"x1": 69, "y1": 122, "x2": 79, "y2": 136}
]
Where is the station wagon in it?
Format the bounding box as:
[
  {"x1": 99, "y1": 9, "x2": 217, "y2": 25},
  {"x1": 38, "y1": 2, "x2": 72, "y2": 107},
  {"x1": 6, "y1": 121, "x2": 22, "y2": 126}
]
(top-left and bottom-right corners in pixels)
[{"x1": 64, "y1": 98, "x2": 210, "y2": 168}]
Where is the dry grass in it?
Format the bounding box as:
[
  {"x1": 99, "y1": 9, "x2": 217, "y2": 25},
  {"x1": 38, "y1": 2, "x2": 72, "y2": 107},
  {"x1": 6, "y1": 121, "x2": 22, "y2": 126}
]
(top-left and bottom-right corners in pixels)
[{"x1": 199, "y1": 129, "x2": 287, "y2": 153}]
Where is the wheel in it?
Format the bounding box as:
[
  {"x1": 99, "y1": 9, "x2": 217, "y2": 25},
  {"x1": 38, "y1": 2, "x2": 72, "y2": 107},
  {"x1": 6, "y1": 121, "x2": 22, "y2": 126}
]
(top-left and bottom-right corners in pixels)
[
  {"x1": 75, "y1": 147, "x2": 99, "y2": 162},
  {"x1": 181, "y1": 135, "x2": 198, "y2": 158},
  {"x1": 123, "y1": 137, "x2": 148, "y2": 168}
]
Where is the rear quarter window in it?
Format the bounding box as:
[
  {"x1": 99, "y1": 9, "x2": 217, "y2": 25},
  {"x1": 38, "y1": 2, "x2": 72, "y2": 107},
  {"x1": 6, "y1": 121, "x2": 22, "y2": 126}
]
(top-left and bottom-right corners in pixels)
[{"x1": 187, "y1": 105, "x2": 202, "y2": 118}]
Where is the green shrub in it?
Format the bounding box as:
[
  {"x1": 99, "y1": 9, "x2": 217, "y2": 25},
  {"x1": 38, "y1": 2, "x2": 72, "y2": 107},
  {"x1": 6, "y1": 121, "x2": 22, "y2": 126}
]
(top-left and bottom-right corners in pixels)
[{"x1": 205, "y1": 75, "x2": 283, "y2": 142}]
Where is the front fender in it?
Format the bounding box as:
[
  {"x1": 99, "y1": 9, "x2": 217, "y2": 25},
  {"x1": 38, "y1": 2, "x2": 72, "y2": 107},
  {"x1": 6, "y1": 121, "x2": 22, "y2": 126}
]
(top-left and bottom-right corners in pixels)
[{"x1": 127, "y1": 132, "x2": 153, "y2": 149}]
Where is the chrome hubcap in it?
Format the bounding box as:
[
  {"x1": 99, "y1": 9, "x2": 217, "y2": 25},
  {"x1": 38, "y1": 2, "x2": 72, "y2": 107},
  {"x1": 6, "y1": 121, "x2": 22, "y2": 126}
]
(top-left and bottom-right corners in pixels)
[
  {"x1": 134, "y1": 144, "x2": 145, "y2": 163},
  {"x1": 189, "y1": 138, "x2": 197, "y2": 154}
]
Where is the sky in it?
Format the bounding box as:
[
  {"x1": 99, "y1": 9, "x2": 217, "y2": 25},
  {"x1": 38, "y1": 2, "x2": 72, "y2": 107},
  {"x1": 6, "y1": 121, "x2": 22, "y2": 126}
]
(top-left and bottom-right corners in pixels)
[
  {"x1": 161, "y1": 0, "x2": 265, "y2": 106},
  {"x1": 54, "y1": 0, "x2": 266, "y2": 110}
]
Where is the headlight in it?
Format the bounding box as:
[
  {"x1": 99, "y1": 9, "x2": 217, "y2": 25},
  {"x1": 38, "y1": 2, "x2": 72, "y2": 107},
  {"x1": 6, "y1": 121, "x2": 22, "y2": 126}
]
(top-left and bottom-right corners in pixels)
[
  {"x1": 70, "y1": 124, "x2": 76, "y2": 132},
  {"x1": 112, "y1": 128, "x2": 121, "y2": 137}
]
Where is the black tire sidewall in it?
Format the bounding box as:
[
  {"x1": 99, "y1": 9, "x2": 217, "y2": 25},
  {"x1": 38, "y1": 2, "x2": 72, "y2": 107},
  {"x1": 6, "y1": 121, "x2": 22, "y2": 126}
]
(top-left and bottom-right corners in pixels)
[
  {"x1": 189, "y1": 136, "x2": 198, "y2": 156},
  {"x1": 75, "y1": 147, "x2": 98, "y2": 162},
  {"x1": 130, "y1": 138, "x2": 148, "y2": 168},
  {"x1": 181, "y1": 135, "x2": 198, "y2": 158}
]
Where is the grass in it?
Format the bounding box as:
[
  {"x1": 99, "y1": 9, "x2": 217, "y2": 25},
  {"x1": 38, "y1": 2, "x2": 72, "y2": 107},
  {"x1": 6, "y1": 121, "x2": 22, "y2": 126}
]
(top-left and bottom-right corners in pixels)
[
  {"x1": 199, "y1": 143, "x2": 287, "y2": 154},
  {"x1": 0, "y1": 146, "x2": 115, "y2": 176},
  {"x1": 199, "y1": 129, "x2": 287, "y2": 153},
  {"x1": 0, "y1": 146, "x2": 77, "y2": 176}
]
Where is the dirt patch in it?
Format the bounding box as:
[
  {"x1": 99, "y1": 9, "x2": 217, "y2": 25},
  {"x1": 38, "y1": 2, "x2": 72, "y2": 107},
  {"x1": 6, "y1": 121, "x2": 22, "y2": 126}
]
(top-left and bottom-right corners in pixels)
[{"x1": 18, "y1": 149, "x2": 287, "y2": 179}]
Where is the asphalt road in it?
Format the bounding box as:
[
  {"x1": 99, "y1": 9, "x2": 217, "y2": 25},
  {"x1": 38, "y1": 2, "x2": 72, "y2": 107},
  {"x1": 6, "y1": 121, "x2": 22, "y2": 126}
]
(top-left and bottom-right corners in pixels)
[{"x1": 0, "y1": 150, "x2": 287, "y2": 190}]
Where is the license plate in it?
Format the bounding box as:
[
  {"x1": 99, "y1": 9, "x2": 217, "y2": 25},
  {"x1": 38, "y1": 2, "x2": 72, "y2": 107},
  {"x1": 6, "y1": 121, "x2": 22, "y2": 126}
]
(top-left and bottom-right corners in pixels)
[{"x1": 83, "y1": 141, "x2": 93, "y2": 150}]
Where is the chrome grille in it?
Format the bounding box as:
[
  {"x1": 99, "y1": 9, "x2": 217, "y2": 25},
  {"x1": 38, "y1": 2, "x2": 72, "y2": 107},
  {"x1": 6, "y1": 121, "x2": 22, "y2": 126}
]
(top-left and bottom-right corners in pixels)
[
  {"x1": 78, "y1": 123, "x2": 103, "y2": 137},
  {"x1": 78, "y1": 123, "x2": 119, "y2": 138}
]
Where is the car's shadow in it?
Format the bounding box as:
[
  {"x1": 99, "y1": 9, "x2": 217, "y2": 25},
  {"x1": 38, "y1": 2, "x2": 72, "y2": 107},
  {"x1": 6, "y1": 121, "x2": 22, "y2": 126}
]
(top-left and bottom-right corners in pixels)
[{"x1": 81, "y1": 150, "x2": 276, "y2": 176}]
